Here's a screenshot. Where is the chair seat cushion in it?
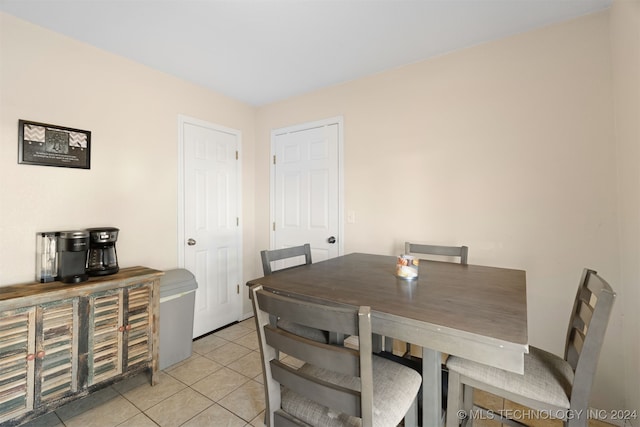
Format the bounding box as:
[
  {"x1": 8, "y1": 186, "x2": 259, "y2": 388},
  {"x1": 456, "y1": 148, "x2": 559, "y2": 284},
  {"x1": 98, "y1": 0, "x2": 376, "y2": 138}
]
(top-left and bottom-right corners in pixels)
[
  {"x1": 281, "y1": 354, "x2": 422, "y2": 427},
  {"x1": 446, "y1": 346, "x2": 574, "y2": 408}
]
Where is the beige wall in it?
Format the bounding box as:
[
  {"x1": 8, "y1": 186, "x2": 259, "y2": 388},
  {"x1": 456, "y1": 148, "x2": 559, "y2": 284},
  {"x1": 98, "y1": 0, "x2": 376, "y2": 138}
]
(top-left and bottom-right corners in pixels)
[
  {"x1": 256, "y1": 11, "x2": 627, "y2": 409},
  {"x1": 2, "y1": 2, "x2": 637, "y2": 415},
  {"x1": 0, "y1": 14, "x2": 257, "y2": 290},
  {"x1": 611, "y1": 0, "x2": 640, "y2": 418}
]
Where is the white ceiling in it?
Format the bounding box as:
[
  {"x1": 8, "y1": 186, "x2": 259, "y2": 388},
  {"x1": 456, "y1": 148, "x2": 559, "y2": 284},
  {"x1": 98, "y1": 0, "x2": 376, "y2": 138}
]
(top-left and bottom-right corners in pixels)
[{"x1": 0, "y1": 0, "x2": 612, "y2": 106}]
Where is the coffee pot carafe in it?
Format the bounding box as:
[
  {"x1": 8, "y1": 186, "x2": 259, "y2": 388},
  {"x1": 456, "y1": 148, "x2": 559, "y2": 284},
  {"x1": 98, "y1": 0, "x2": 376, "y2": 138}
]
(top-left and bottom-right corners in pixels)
[{"x1": 86, "y1": 227, "x2": 119, "y2": 276}]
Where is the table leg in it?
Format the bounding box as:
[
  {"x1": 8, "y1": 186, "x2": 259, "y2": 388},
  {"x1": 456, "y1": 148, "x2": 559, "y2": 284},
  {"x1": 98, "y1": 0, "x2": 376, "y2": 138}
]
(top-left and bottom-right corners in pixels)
[
  {"x1": 384, "y1": 336, "x2": 394, "y2": 352},
  {"x1": 371, "y1": 333, "x2": 383, "y2": 353},
  {"x1": 422, "y1": 347, "x2": 443, "y2": 427},
  {"x1": 328, "y1": 332, "x2": 346, "y2": 345}
]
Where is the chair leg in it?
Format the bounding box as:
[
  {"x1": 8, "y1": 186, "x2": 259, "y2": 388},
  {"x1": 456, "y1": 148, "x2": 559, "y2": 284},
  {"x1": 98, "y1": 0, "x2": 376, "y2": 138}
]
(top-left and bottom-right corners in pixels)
[
  {"x1": 446, "y1": 371, "x2": 463, "y2": 427},
  {"x1": 463, "y1": 384, "x2": 473, "y2": 426},
  {"x1": 404, "y1": 395, "x2": 419, "y2": 427}
]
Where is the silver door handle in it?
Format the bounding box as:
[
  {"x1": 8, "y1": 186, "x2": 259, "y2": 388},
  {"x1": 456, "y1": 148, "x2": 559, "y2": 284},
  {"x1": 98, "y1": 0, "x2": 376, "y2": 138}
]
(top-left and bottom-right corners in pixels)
[{"x1": 187, "y1": 238, "x2": 196, "y2": 246}]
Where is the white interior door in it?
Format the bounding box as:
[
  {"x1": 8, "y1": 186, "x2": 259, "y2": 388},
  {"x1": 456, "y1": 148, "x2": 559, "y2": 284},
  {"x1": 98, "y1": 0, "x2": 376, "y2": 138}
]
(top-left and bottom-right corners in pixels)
[
  {"x1": 179, "y1": 116, "x2": 241, "y2": 338},
  {"x1": 272, "y1": 118, "x2": 343, "y2": 265}
]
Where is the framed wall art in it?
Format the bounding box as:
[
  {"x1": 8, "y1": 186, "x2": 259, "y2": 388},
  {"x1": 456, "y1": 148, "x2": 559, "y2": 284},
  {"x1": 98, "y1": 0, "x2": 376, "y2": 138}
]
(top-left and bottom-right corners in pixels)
[{"x1": 18, "y1": 120, "x2": 91, "y2": 169}]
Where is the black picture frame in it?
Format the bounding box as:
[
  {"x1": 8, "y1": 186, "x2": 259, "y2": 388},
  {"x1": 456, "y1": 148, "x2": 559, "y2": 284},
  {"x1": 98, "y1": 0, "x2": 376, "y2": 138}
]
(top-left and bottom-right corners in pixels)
[{"x1": 18, "y1": 120, "x2": 91, "y2": 169}]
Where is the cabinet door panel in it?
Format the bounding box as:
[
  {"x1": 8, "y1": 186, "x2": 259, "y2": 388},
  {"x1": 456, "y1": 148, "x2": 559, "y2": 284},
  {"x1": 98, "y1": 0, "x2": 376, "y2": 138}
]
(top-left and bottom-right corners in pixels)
[
  {"x1": 125, "y1": 284, "x2": 152, "y2": 368},
  {"x1": 88, "y1": 291, "x2": 123, "y2": 385},
  {"x1": 0, "y1": 308, "x2": 36, "y2": 422},
  {"x1": 37, "y1": 299, "x2": 78, "y2": 403}
]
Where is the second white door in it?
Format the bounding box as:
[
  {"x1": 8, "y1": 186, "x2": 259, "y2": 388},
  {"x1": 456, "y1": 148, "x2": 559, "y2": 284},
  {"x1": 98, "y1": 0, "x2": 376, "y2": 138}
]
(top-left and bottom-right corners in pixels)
[{"x1": 272, "y1": 119, "x2": 342, "y2": 266}]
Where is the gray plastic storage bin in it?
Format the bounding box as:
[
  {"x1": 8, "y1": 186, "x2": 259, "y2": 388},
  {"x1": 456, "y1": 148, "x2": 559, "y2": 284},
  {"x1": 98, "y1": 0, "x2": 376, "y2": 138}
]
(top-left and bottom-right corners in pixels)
[{"x1": 159, "y1": 269, "x2": 198, "y2": 370}]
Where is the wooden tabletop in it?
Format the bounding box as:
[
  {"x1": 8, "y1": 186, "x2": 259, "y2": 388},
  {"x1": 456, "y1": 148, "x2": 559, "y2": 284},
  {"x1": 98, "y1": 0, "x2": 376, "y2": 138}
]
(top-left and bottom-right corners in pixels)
[{"x1": 247, "y1": 252, "x2": 527, "y2": 348}]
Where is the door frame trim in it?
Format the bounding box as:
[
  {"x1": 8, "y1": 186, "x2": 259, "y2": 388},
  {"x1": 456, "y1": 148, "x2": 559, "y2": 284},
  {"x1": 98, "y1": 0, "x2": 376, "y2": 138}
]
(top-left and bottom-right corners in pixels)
[
  {"x1": 177, "y1": 114, "x2": 243, "y2": 300},
  {"x1": 269, "y1": 116, "x2": 344, "y2": 256}
]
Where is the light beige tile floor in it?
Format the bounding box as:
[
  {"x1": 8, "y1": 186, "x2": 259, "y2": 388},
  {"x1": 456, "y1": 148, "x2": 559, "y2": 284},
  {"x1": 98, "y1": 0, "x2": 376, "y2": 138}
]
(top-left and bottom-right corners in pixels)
[
  {"x1": 22, "y1": 318, "x2": 268, "y2": 427},
  {"x1": 21, "y1": 319, "x2": 618, "y2": 427}
]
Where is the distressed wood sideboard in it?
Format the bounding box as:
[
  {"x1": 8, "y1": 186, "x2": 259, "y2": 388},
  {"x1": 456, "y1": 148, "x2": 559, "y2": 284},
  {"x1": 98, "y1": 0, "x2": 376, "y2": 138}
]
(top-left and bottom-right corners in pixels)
[{"x1": 0, "y1": 266, "x2": 163, "y2": 426}]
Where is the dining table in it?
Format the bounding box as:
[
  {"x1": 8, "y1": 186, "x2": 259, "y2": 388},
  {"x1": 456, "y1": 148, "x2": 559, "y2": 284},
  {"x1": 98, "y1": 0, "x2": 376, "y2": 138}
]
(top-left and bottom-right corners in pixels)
[{"x1": 246, "y1": 252, "x2": 528, "y2": 426}]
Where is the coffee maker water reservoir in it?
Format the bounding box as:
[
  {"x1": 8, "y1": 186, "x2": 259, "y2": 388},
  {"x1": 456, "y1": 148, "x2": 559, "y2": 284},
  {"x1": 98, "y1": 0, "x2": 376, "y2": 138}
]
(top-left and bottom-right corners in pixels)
[{"x1": 37, "y1": 232, "x2": 58, "y2": 283}]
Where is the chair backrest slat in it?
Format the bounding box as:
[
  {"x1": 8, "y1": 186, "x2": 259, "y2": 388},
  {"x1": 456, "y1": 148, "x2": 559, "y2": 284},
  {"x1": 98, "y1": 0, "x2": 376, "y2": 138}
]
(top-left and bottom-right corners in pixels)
[
  {"x1": 270, "y1": 360, "x2": 361, "y2": 416},
  {"x1": 566, "y1": 341, "x2": 580, "y2": 369},
  {"x1": 256, "y1": 289, "x2": 359, "y2": 337},
  {"x1": 569, "y1": 328, "x2": 586, "y2": 355},
  {"x1": 572, "y1": 300, "x2": 593, "y2": 335},
  {"x1": 261, "y1": 244, "x2": 312, "y2": 275},
  {"x1": 273, "y1": 412, "x2": 303, "y2": 427},
  {"x1": 265, "y1": 326, "x2": 359, "y2": 376},
  {"x1": 404, "y1": 242, "x2": 469, "y2": 265}
]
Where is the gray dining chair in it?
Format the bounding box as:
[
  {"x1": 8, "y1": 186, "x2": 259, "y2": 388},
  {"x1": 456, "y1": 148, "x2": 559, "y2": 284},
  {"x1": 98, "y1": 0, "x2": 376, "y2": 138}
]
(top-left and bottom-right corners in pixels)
[
  {"x1": 260, "y1": 243, "x2": 313, "y2": 275},
  {"x1": 251, "y1": 284, "x2": 421, "y2": 427},
  {"x1": 260, "y1": 244, "x2": 329, "y2": 344},
  {"x1": 445, "y1": 268, "x2": 616, "y2": 427},
  {"x1": 405, "y1": 242, "x2": 469, "y2": 265}
]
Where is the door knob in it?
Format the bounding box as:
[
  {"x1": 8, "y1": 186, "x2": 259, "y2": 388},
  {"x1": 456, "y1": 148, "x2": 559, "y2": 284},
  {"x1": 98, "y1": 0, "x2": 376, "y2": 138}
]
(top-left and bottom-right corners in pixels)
[
  {"x1": 187, "y1": 238, "x2": 196, "y2": 246},
  {"x1": 327, "y1": 236, "x2": 336, "y2": 244}
]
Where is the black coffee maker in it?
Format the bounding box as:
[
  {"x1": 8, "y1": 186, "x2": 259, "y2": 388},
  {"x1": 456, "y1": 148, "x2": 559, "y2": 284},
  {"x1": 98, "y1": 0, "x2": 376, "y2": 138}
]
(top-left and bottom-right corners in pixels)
[
  {"x1": 86, "y1": 227, "x2": 119, "y2": 276},
  {"x1": 57, "y1": 230, "x2": 90, "y2": 283}
]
